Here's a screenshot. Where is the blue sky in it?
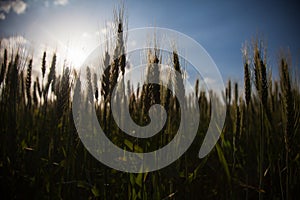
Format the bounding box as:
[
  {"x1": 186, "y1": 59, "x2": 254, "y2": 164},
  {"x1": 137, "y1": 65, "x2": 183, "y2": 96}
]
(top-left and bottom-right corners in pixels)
[{"x1": 1, "y1": 0, "x2": 300, "y2": 81}]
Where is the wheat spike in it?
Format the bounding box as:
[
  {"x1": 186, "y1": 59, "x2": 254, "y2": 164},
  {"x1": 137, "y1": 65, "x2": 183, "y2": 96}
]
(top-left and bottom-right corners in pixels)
[
  {"x1": 26, "y1": 59, "x2": 32, "y2": 108},
  {"x1": 0, "y1": 49, "x2": 8, "y2": 86},
  {"x1": 42, "y1": 51, "x2": 46, "y2": 79},
  {"x1": 244, "y1": 62, "x2": 251, "y2": 106}
]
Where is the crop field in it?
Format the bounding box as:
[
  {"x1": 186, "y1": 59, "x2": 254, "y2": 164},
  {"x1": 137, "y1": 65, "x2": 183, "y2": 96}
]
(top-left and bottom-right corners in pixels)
[{"x1": 0, "y1": 3, "x2": 300, "y2": 200}]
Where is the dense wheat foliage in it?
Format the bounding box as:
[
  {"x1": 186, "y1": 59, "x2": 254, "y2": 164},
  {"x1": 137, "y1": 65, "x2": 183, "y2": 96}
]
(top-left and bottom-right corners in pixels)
[{"x1": 1, "y1": 10, "x2": 300, "y2": 200}]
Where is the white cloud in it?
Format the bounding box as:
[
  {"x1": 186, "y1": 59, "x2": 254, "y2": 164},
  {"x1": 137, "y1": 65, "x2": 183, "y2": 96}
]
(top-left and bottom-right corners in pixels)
[
  {"x1": 203, "y1": 77, "x2": 216, "y2": 85},
  {"x1": 11, "y1": 0, "x2": 27, "y2": 14},
  {"x1": 0, "y1": 0, "x2": 27, "y2": 19},
  {"x1": 54, "y1": 0, "x2": 68, "y2": 6},
  {"x1": 0, "y1": 13, "x2": 5, "y2": 20},
  {"x1": 0, "y1": 36, "x2": 30, "y2": 71},
  {"x1": 1, "y1": 35, "x2": 29, "y2": 48}
]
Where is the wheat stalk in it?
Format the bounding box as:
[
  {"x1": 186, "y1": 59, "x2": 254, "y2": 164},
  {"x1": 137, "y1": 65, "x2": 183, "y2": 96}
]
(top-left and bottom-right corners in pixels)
[{"x1": 280, "y1": 57, "x2": 295, "y2": 200}]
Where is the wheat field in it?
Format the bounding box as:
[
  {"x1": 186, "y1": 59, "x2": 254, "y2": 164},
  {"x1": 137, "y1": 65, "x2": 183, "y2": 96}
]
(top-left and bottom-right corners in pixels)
[{"x1": 0, "y1": 7, "x2": 300, "y2": 200}]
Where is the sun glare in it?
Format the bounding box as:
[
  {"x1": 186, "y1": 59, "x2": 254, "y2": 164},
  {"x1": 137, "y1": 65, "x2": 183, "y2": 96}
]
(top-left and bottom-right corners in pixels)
[{"x1": 65, "y1": 47, "x2": 88, "y2": 68}]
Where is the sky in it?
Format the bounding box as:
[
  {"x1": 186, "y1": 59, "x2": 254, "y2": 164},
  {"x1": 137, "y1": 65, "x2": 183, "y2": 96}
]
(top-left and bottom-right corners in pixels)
[{"x1": 1, "y1": 0, "x2": 300, "y2": 83}]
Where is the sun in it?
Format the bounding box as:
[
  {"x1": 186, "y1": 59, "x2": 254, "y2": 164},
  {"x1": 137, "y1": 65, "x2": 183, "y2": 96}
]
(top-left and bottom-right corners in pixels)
[
  {"x1": 47, "y1": 34, "x2": 95, "y2": 69},
  {"x1": 65, "y1": 47, "x2": 88, "y2": 68}
]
